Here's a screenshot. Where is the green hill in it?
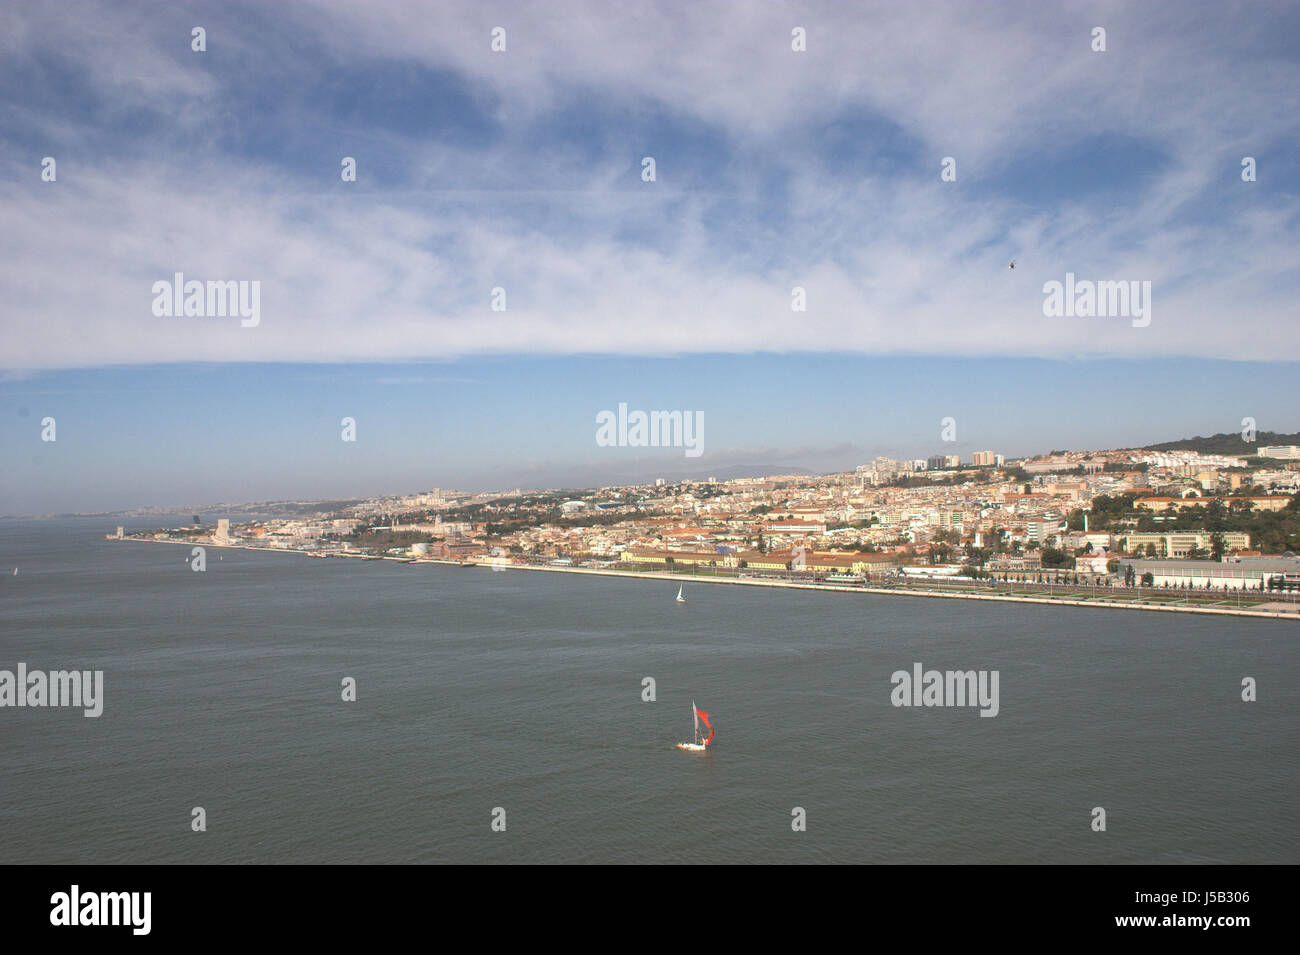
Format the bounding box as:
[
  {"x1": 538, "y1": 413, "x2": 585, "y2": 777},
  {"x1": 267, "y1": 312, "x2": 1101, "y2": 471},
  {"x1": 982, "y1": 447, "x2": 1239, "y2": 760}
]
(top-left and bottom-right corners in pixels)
[{"x1": 1139, "y1": 431, "x2": 1300, "y2": 455}]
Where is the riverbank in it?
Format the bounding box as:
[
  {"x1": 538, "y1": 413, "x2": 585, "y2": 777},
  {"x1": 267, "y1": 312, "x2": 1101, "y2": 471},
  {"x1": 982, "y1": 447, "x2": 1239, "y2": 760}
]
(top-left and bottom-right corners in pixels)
[
  {"x1": 503, "y1": 562, "x2": 1300, "y2": 620},
  {"x1": 115, "y1": 536, "x2": 1300, "y2": 621}
]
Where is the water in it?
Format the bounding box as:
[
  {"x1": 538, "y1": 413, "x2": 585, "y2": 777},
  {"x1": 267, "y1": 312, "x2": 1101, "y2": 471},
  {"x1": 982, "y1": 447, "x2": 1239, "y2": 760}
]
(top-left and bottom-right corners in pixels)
[{"x1": 1, "y1": 518, "x2": 1296, "y2": 864}]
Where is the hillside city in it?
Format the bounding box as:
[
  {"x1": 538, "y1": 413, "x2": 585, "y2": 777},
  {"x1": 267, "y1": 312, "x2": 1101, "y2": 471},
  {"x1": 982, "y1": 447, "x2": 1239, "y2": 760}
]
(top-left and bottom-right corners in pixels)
[{"x1": 116, "y1": 439, "x2": 1300, "y2": 602}]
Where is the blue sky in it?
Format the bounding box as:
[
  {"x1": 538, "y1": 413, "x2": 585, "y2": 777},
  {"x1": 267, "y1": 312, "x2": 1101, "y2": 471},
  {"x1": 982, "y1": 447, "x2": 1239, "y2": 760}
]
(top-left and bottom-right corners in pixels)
[
  {"x1": 2, "y1": 1, "x2": 1298, "y2": 512},
  {"x1": 4, "y1": 356, "x2": 1296, "y2": 513}
]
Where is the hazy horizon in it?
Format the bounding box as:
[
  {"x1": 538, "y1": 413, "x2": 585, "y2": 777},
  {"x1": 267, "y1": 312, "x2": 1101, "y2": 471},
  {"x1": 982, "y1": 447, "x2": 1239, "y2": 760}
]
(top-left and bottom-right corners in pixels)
[{"x1": 3, "y1": 355, "x2": 1294, "y2": 516}]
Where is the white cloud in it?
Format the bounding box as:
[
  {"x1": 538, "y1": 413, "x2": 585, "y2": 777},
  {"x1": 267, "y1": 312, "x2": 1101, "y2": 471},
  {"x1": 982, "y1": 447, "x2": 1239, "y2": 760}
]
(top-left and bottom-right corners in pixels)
[{"x1": 1, "y1": 0, "x2": 1297, "y2": 371}]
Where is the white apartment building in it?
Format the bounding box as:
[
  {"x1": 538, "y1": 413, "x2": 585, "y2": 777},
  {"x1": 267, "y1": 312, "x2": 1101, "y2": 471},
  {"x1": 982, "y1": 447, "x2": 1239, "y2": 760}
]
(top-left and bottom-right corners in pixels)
[
  {"x1": 1025, "y1": 519, "x2": 1060, "y2": 544},
  {"x1": 1257, "y1": 445, "x2": 1300, "y2": 460}
]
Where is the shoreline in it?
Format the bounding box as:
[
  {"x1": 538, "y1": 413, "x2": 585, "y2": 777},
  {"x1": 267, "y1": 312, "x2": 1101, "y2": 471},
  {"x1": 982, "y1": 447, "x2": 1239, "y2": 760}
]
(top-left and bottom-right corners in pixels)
[{"x1": 114, "y1": 536, "x2": 1300, "y2": 622}]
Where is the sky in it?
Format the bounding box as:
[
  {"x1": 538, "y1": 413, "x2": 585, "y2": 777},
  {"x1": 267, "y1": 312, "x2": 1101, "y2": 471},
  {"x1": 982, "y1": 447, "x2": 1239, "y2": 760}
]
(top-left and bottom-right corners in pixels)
[{"x1": 1, "y1": 1, "x2": 1298, "y2": 513}]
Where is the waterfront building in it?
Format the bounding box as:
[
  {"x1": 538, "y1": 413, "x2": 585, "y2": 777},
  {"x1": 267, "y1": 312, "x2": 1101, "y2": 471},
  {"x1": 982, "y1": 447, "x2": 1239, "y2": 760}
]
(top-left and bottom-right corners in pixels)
[
  {"x1": 1119, "y1": 556, "x2": 1300, "y2": 591},
  {"x1": 435, "y1": 539, "x2": 484, "y2": 561}
]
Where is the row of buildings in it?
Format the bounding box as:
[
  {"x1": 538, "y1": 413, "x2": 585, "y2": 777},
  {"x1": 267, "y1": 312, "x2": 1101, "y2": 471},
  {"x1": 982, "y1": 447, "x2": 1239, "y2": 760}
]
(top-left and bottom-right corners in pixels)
[{"x1": 164, "y1": 442, "x2": 1299, "y2": 592}]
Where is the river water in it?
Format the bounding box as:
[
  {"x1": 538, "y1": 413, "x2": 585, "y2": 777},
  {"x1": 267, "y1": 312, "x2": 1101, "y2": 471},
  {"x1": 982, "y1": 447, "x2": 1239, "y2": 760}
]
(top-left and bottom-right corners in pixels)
[{"x1": 1, "y1": 518, "x2": 1295, "y2": 863}]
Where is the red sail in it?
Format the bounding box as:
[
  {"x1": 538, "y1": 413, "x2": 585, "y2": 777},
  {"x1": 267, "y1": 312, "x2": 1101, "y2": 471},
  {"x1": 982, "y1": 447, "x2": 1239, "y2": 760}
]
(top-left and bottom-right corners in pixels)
[{"x1": 695, "y1": 708, "x2": 714, "y2": 746}]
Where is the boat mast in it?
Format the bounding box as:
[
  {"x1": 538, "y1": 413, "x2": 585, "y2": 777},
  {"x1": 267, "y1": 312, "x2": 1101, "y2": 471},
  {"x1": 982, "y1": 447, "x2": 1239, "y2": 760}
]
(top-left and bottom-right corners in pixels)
[{"x1": 693, "y1": 700, "x2": 698, "y2": 744}]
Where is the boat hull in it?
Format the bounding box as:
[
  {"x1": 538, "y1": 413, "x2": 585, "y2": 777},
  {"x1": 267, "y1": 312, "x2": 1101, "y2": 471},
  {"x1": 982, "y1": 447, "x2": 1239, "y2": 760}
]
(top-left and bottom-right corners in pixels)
[{"x1": 675, "y1": 742, "x2": 708, "y2": 752}]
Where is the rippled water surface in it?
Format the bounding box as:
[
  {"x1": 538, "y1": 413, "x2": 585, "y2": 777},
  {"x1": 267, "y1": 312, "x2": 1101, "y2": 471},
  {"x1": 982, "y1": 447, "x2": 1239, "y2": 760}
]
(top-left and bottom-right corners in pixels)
[{"x1": 1, "y1": 518, "x2": 1295, "y2": 863}]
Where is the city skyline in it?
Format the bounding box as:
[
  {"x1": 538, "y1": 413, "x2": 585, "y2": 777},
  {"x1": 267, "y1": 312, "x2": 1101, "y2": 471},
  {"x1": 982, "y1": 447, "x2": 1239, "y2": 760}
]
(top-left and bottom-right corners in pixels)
[{"x1": 100, "y1": 432, "x2": 1300, "y2": 611}]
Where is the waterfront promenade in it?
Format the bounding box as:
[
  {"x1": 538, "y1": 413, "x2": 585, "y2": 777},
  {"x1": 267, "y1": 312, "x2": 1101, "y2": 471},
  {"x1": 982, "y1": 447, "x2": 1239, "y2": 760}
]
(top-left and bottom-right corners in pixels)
[{"x1": 115, "y1": 536, "x2": 1300, "y2": 622}]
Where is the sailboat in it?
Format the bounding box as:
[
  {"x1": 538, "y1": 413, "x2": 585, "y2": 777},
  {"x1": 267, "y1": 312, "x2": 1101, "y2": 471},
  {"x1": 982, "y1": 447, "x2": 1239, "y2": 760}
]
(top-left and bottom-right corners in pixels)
[
  {"x1": 676, "y1": 585, "x2": 685, "y2": 603},
  {"x1": 676, "y1": 701, "x2": 713, "y2": 752}
]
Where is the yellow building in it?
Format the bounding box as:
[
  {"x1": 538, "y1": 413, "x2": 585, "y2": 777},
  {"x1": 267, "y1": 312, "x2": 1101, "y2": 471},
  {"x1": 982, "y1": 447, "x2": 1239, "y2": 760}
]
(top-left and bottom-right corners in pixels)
[
  {"x1": 1135, "y1": 495, "x2": 1291, "y2": 513},
  {"x1": 621, "y1": 548, "x2": 723, "y2": 567}
]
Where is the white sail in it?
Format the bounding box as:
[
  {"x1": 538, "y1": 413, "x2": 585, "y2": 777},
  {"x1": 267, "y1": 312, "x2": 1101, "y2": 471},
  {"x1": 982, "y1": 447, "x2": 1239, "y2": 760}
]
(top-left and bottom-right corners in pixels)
[{"x1": 677, "y1": 699, "x2": 711, "y2": 750}]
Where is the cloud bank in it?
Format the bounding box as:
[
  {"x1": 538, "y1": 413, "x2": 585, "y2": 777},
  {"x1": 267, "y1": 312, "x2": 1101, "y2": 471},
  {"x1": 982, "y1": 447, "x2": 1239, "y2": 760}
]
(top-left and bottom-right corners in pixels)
[{"x1": 1, "y1": 0, "x2": 1297, "y2": 371}]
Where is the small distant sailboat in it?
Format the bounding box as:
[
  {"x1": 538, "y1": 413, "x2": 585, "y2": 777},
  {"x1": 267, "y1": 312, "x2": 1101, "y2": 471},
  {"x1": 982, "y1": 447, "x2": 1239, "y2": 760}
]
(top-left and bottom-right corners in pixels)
[
  {"x1": 12, "y1": 567, "x2": 17, "y2": 576},
  {"x1": 676, "y1": 701, "x2": 713, "y2": 752},
  {"x1": 676, "y1": 585, "x2": 685, "y2": 603}
]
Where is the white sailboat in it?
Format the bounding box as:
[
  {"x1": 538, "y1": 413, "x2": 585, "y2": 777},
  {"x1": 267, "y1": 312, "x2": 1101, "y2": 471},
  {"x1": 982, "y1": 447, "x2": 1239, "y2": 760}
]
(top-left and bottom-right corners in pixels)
[
  {"x1": 676, "y1": 700, "x2": 713, "y2": 752},
  {"x1": 676, "y1": 584, "x2": 685, "y2": 603}
]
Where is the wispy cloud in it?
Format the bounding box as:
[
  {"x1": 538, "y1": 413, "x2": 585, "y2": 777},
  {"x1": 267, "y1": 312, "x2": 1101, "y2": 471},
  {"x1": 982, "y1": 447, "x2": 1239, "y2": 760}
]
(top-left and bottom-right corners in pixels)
[{"x1": 2, "y1": 0, "x2": 1297, "y2": 372}]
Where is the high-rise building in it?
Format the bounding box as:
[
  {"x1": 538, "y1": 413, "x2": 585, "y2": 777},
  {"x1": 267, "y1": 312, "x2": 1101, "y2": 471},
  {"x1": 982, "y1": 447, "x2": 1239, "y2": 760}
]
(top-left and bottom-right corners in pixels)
[
  {"x1": 972, "y1": 450, "x2": 996, "y2": 467},
  {"x1": 1026, "y1": 520, "x2": 1057, "y2": 544}
]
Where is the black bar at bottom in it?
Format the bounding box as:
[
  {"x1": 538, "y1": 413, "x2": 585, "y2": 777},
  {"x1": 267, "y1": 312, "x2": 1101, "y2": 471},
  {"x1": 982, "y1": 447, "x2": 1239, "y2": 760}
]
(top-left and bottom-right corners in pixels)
[{"x1": 3, "y1": 864, "x2": 1286, "y2": 942}]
